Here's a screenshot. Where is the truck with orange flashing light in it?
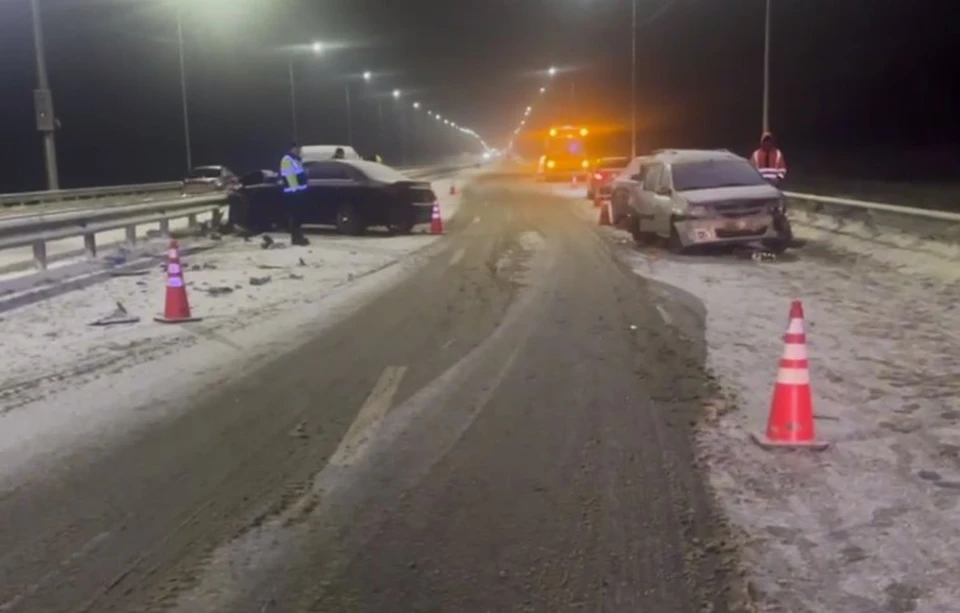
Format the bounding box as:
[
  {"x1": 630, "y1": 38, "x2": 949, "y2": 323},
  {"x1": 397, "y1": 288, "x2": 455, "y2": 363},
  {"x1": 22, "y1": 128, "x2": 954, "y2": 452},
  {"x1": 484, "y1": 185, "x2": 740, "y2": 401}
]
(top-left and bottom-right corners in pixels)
[{"x1": 537, "y1": 126, "x2": 591, "y2": 181}]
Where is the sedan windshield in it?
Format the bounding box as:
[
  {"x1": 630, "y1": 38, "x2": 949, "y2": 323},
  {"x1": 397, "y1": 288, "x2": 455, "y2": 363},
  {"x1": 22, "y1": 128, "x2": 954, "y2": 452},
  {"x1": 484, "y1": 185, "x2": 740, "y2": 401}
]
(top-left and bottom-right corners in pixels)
[{"x1": 671, "y1": 159, "x2": 767, "y2": 191}]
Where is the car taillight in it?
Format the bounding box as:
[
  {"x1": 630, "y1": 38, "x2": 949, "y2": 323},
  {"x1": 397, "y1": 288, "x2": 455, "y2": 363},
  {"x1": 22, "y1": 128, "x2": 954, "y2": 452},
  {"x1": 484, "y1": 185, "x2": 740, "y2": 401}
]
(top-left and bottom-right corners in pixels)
[
  {"x1": 581, "y1": 160, "x2": 590, "y2": 169},
  {"x1": 594, "y1": 173, "x2": 603, "y2": 181}
]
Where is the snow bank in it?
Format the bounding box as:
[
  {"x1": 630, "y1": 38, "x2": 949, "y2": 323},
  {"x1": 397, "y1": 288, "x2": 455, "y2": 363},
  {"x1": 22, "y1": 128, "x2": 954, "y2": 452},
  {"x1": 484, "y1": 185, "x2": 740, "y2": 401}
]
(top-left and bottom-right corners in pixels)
[
  {"x1": 0, "y1": 175, "x2": 470, "y2": 484},
  {"x1": 558, "y1": 186, "x2": 960, "y2": 611}
]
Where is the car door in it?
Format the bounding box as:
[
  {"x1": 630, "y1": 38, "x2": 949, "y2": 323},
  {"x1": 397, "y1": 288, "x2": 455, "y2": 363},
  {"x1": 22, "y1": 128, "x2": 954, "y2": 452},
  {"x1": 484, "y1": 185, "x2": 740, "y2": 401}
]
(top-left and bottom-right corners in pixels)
[
  {"x1": 636, "y1": 163, "x2": 662, "y2": 234},
  {"x1": 305, "y1": 162, "x2": 355, "y2": 225},
  {"x1": 649, "y1": 164, "x2": 676, "y2": 237}
]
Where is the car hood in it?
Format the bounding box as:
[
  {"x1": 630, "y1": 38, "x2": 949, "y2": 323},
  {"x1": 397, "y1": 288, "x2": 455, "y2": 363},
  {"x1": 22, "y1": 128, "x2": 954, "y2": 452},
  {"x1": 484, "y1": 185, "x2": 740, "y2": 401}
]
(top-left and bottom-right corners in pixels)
[{"x1": 678, "y1": 184, "x2": 780, "y2": 203}]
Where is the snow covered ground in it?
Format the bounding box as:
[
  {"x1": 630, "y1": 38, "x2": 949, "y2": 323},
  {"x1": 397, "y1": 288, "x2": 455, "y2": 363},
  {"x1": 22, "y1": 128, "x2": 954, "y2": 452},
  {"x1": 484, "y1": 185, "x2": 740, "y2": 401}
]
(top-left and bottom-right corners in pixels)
[
  {"x1": 560, "y1": 187, "x2": 960, "y2": 612},
  {"x1": 0, "y1": 174, "x2": 468, "y2": 485}
]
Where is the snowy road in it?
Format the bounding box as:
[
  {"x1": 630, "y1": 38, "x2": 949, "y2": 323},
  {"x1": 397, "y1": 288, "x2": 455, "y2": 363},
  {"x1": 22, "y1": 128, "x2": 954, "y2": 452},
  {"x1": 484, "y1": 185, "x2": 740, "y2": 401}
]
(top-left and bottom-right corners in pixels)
[
  {"x1": 564, "y1": 188, "x2": 960, "y2": 612},
  {"x1": 0, "y1": 173, "x2": 744, "y2": 612}
]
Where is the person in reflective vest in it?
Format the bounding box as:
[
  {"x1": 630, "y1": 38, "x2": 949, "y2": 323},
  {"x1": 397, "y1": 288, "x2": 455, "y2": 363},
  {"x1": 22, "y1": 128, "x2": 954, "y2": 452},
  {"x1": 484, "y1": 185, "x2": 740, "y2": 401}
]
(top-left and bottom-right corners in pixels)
[
  {"x1": 280, "y1": 142, "x2": 310, "y2": 246},
  {"x1": 750, "y1": 132, "x2": 787, "y2": 185}
]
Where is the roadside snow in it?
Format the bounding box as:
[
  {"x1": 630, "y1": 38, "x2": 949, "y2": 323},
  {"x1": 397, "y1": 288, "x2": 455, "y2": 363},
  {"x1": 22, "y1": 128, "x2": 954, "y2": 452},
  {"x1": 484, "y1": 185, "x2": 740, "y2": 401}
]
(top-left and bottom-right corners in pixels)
[
  {"x1": 0, "y1": 175, "x2": 468, "y2": 485},
  {"x1": 559, "y1": 186, "x2": 960, "y2": 612}
]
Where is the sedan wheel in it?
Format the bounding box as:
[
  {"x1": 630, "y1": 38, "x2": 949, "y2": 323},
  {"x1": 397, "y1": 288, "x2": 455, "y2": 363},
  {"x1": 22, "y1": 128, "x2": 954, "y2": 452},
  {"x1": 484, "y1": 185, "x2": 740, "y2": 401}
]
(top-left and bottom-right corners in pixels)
[{"x1": 336, "y1": 202, "x2": 364, "y2": 236}]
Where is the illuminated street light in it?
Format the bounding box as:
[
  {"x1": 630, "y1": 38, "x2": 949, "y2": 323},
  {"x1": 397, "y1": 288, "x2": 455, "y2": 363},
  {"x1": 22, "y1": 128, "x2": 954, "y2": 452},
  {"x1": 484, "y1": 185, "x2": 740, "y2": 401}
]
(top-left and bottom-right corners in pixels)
[
  {"x1": 540, "y1": 87, "x2": 546, "y2": 94},
  {"x1": 392, "y1": 89, "x2": 401, "y2": 99},
  {"x1": 413, "y1": 101, "x2": 421, "y2": 109},
  {"x1": 427, "y1": 111, "x2": 434, "y2": 117},
  {"x1": 363, "y1": 70, "x2": 372, "y2": 81},
  {"x1": 548, "y1": 66, "x2": 557, "y2": 77},
  {"x1": 312, "y1": 41, "x2": 324, "y2": 54}
]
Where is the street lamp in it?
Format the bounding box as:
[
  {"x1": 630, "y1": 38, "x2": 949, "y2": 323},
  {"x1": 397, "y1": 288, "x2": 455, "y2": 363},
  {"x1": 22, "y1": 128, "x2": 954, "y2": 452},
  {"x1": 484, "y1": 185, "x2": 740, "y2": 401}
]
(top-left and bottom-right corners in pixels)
[
  {"x1": 413, "y1": 101, "x2": 420, "y2": 109},
  {"x1": 548, "y1": 66, "x2": 557, "y2": 77},
  {"x1": 631, "y1": 0, "x2": 637, "y2": 158},
  {"x1": 288, "y1": 41, "x2": 325, "y2": 141},
  {"x1": 363, "y1": 70, "x2": 372, "y2": 82},
  {"x1": 762, "y1": 0, "x2": 771, "y2": 133},
  {"x1": 540, "y1": 87, "x2": 546, "y2": 94},
  {"x1": 29, "y1": 0, "x2": 59, "y2": 189},
  {"x1": 175, "y1": 9, "x2": 193, "y2": 172},
  {"x1": 392, "y1": 89, "x2": 401, "y2": 99}
]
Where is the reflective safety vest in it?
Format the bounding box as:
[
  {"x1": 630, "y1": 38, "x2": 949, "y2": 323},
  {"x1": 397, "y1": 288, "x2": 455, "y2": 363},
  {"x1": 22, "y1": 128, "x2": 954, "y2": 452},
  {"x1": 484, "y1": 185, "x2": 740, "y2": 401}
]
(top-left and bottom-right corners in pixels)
[
  {"x1": 280, "y1": 154, "x2": 307, "y2": 193},
  {"x1": 751, "y1": 148, "x2": 787, "y2": 182}
]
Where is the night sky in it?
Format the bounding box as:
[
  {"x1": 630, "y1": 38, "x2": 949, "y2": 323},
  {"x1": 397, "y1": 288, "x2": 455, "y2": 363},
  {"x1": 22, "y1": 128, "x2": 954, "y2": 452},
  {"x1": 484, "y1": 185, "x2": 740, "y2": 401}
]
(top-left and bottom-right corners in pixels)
[{"x1": 2, "y1": 0, "x2": 959, "y2": 192}]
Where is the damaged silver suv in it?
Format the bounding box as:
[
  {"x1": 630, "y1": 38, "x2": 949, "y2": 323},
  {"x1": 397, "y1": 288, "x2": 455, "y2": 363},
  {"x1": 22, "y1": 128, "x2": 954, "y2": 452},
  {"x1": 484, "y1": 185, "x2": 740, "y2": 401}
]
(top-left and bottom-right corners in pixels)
[{"x1": 611, "y1": 149, "x2": 792, "y2": 252}]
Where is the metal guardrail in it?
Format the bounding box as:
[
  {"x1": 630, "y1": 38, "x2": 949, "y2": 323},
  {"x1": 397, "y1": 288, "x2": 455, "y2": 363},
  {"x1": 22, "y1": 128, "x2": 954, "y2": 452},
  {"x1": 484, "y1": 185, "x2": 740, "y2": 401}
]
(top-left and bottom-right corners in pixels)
[
  {"x1": 0, "y1": 194, "x2": 228, "y2": 271},
  {"x1": 0, "y1": 165, "x2": 459, "y2": 271},
  {"x1": 784, "y1": 191, "x2": 960, "y2": 223},
  {"x1": 0, "y1": 182, "x2": 183, "y2": 209}
]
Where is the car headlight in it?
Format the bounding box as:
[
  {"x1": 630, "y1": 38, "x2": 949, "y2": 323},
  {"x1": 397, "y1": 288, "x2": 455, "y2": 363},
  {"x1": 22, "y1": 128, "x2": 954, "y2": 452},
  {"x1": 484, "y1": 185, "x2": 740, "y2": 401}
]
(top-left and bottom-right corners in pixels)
[
  {"x1": 686, "y1": 205, "x2": 710, "y2": 217},
  {"x1": 547, "y1": 160, "x2": 556, "y2": 169},
  {"x1": 581, "y1": 160, "x2": 589, "y2": 168}
]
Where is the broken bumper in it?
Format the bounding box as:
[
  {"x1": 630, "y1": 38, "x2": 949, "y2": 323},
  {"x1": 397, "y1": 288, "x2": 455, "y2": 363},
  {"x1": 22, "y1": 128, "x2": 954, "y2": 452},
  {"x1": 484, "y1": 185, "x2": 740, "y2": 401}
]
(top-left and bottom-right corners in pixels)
[{"x1": 674, "y1": 215, "x2": 782, "y2": 248}]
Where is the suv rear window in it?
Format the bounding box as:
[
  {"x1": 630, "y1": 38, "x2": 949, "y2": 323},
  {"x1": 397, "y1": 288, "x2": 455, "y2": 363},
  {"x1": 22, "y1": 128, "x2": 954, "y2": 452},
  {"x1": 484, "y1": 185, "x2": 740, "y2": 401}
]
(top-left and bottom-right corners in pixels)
[{"x1": 671, "y1": 159, "x2": 766, "y2": 191}]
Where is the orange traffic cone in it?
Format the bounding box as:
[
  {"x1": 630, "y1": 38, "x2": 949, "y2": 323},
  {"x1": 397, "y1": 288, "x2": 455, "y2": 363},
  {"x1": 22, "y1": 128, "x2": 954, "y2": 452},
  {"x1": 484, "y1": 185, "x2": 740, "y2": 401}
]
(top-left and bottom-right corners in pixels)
[
  {"x1": 449, "y1": 182, "x2": 457, "y2": 195},
  {"x1": 751, "y1": 300, "x2": 828, "y2": 450},
  {"x1": 155, "y1": 240, "x2": 202, "y2": 324},
  {"x1": 430, "y1": 203, "x2": 444, "y2": 235}
]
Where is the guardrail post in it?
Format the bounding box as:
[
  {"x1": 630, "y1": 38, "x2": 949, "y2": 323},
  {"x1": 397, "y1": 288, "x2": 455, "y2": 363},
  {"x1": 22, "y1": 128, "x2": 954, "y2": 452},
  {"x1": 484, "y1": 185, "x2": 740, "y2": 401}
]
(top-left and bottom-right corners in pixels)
[
  {"x1": 159, "y1": 218, "x2": 170, "y2": 235},
  {"x1": 32, "y1": 241, "x2": 48, "y2": 271},
  {"x1": 125, "y1": 225, "x2": 137, "y2": 246},
  {"x1": 83, "y1": 233, "x2": 97, "y2": 258}
]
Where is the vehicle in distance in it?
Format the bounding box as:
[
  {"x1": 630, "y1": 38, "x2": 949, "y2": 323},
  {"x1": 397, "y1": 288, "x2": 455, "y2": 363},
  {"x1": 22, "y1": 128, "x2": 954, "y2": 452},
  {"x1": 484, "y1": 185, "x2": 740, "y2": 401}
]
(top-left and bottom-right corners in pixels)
[
  {"x1": 610, "y1": 149, "x2": 793, "y2": 252},
  {"x1": 230, "y1": 159, "x2": 437, "y2": 236},
  {"x1": 587, "y1": 156, "x2": 630, "y2": 200},
  {"x1": 537, "y1": 125, "x2": 591, "y2": 181},
  {"x1": 182, "y1": 165, "x2": 239, "y2": 196}
]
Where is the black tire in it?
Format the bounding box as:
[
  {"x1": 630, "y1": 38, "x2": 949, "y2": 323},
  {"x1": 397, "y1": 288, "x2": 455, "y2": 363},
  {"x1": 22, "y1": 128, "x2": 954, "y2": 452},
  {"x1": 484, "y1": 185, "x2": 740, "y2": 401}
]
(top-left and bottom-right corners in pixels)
[
  {"x1": 611, "y1": 190, "x2": 628, "y2": 225},
  {"x1": 666, "y1": 216, "x2": 684, "y2": 253},
  {"x1": 336, "y1": 202, "x2": 364, "y2": 236}
]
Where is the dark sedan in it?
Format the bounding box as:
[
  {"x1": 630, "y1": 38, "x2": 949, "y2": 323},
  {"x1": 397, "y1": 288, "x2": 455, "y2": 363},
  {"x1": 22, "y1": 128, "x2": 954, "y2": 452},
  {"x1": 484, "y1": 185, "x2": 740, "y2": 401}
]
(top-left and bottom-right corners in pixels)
[{"x1": 229, "y1": 160, "x2": 438, "y2": 236}]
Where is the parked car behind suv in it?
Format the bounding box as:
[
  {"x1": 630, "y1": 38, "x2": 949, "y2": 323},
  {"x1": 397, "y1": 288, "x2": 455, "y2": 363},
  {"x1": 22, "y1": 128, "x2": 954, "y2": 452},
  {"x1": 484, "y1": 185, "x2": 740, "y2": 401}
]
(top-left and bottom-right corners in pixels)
[
  {"x1": 182, "y1": 165, "x2": 239, "y2": 196},
  {"x1": 610, "y1": 149, "x2": 792, "y2": 252}
]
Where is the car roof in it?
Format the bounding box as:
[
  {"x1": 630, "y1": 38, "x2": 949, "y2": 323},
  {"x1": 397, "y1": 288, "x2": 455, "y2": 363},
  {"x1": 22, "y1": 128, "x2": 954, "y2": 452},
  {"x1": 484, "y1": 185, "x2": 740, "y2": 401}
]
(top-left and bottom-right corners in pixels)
[
  {"x1": 649, "y1": 149, "x2": 741, "y2": 163},
  {"x1": 317, "y1": 159, "x2": 409, "y2": 183},
  {"x1": 300, "y1": 145, "x2": 361, "y2": 162}
]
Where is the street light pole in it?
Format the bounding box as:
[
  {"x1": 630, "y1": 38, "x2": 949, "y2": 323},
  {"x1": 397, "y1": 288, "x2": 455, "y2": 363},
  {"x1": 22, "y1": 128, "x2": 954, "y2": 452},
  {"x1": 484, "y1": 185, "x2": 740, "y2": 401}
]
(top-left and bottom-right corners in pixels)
[
  {"x1": 377, "y1": 99, "x2": 384, "y2": 153},
  {"x1": 176, "y1": 10, "x2": 193, "y2": 172},
  {"x1": 288, "y1": 59, "x2": 298, "y2": 141},
  {"x1": 631, "y1": 0, "x2": 637, "y2": 159},
  {"x1": 762, "y1": 0, "x2": 771, "y2": 134},
  {"x1": 344, "y1": 83, "x2": 353, "y2": 145},
  {"x1": 29, "y1": 0, "x2": 59, "y2": 190}
]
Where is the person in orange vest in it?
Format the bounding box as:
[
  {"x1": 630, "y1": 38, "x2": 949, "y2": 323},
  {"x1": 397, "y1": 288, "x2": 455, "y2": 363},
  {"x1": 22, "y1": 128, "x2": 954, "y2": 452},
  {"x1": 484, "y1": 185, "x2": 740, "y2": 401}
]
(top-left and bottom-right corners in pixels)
[{"x1": 751, "y1": 132, "x2": 787, "y2": 185}]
